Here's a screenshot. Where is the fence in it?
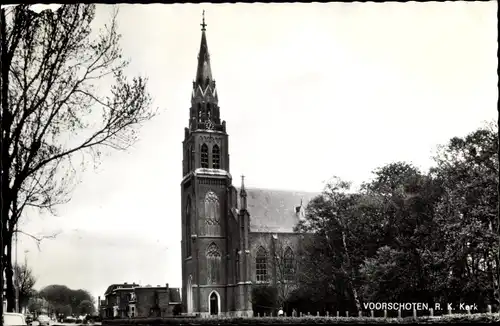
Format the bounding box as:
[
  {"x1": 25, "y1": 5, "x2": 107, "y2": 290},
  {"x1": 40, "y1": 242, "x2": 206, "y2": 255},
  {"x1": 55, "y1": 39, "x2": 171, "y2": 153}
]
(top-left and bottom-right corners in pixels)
[{"x1": 199, "y1": 304, "x2": 499, "y2": 319}]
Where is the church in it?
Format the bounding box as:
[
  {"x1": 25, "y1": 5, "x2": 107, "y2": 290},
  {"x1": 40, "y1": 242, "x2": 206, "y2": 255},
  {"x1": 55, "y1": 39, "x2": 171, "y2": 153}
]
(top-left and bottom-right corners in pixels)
[{"x1": 180, "y1": 15, "x2": 318, "y2": 317}]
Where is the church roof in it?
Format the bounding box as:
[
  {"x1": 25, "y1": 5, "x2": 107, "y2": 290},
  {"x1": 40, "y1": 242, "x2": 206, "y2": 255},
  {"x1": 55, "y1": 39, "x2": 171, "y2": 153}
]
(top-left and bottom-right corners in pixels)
[{"x1": 236, "y1": 187, "x2": 320, "y2": 233}]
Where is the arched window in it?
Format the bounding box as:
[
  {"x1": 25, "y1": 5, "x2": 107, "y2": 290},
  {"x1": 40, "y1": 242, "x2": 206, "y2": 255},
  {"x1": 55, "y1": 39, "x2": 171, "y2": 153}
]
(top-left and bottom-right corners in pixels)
[
  {"x1": 284, "y1": 247, "x2": 295, "y2": 282},
  {"x1": 212, "y1": 145, "x2": 220, "y2": 169},
  {"x1": 256, "y1": 247, "x2": 268, "y2": 282},
  {"x1": 204, "y1": 191, "x2": 220, "y2": 236},
  {"x1": 185, "y1": 197, "x2": 192, "y2": 257},
  {"x1": 207, "y1": 104, "x2": 212, "y2": 120},
  {"x1": 206, "y1": 243, "x2": 221, "y2": 284},
  {"x1": 201, "y1": 144, "x2": 209, "y2": 168}
]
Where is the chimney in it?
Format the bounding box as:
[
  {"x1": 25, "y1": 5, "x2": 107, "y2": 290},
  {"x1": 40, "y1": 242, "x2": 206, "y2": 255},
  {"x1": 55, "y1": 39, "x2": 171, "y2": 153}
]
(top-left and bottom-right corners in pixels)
[{"x1": 124, "y1": 282, "x2": 127, "y2": 285}]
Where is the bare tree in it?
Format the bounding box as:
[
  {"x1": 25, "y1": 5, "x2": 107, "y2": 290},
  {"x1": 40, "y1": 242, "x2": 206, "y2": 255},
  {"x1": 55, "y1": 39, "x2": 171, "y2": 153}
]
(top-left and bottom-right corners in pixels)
[
  {"x1": 1, "y1": 4, "x2": 155, "y2": 313},
  {"x1": 272, "y1": 235, "x2": 299, "y2": 313},
  {"x1": 14, "y1": 257, "x2": 37, "y2": 311},
  {"x1": 252, "y1": 226, "x2": 304, "y2": 314}
]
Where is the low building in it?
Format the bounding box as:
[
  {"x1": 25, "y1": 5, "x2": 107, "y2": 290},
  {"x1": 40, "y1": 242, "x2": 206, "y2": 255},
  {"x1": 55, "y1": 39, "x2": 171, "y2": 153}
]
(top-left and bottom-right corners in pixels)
[
  {"x1": 101, "y1": 283, "x2": 138, "y2": 318},
  {"x1": 101, "y1": 283, "x2": 182, "y2": 319}
]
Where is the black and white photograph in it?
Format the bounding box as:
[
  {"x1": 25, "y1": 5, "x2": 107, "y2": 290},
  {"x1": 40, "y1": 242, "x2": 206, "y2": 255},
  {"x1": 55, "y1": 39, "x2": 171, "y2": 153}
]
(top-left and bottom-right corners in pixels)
[{"x1": 0, "y1": 1, "x2": 498, "y2": 325}]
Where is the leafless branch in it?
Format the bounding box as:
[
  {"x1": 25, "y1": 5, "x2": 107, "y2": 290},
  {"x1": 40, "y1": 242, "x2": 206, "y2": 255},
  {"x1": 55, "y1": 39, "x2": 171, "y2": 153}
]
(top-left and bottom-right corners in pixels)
[{"x1": 14, "y1": 229, "x2": 60, "y2": 250}]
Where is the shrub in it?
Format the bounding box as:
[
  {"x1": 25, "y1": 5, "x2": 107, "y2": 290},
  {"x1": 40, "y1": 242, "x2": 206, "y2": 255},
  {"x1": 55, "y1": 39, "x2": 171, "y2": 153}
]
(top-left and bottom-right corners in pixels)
[{"x1": 252, "y1": 285, "x2": 278, "y2": 317}]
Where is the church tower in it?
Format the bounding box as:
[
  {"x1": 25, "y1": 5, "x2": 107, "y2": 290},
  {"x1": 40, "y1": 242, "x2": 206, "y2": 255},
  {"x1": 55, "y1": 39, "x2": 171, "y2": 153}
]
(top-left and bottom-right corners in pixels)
[{"x1": 181, "y1": 12, "x2": 245, "y2": 317}]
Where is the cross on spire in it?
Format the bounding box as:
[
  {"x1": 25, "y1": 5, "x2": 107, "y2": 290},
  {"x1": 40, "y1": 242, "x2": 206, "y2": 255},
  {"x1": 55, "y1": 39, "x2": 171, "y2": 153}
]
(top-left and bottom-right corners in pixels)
[{"x1": 201, "y1": 10, "x2": 207, "y2": 31}]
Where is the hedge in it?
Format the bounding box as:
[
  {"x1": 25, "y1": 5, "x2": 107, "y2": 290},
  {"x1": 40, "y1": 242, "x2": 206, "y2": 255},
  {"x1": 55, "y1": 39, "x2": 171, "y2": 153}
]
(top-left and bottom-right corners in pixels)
[{"x1": 102, "y1": 313, "x2": 500, "y2": 325}]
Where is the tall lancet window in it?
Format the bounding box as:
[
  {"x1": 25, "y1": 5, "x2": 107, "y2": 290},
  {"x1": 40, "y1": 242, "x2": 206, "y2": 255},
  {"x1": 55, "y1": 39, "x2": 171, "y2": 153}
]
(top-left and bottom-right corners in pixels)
[
  {"x1": 206, "y1": 243, "x2": 221, "y2": 284},
  {"x1": 201, "y1": 144, "x2": 209, "y2": 168},
  {"x1": 204, "y1": 191, "x2": 221, "y2": 236},
  {"x1": 212, "y1": 145, "x2": 220, "y2": 169},
  {"x1": 185, "y1": 196, "x2": 192, "y2": 257},
  {"x1": 256, "y1": 247, "x2": 268, "y2": 283},
  {"x1": 186, "y1": 145, "x2": 192, "y2": 171},
  {"x1": 284, "y1": 247, "x2": 295, "y2": 282}
]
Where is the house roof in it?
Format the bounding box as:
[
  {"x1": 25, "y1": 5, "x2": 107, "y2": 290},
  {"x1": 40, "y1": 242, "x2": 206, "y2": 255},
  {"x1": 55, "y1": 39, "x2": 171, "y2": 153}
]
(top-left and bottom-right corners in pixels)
[
  {"x1": 235, "y1": 187, "x2": 319, "y2": 233},
  {"x1": 104, "y1": 283, "x2": 138, "y2": 296}
]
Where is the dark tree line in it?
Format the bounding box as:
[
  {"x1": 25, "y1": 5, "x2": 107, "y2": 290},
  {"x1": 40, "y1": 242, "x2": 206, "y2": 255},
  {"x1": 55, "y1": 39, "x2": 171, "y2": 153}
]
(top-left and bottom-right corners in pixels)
[
  {"x1": 291, "y1": 123, "x2": 499, "y2": 315},
  {"x1": 33, "y1": 284, "x2": 95, "y2": 316},
  {"x1": 12, "y1": 259, "x2": 95, "y2": 317},
  {"x1": 1, "y1": 3, "x2": 154, "y2": 316}
]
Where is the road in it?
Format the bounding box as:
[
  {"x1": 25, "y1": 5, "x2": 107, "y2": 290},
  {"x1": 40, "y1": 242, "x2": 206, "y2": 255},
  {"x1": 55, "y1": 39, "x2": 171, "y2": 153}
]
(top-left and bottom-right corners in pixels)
[
  {"x1": 53, "y1": 324, "x2": 102, "y2": 326},
  {"x1": 31, "y1": 322, "x2": 102, "y2": 326}
]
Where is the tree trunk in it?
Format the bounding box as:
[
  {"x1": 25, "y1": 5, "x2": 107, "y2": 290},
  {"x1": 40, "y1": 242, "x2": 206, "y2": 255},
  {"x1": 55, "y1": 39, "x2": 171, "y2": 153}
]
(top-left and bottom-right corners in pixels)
[
  {"x1": 496, "y1": 99, "x2": 500, "y2": 307},
  {"x1": 5, "y1": 239, "x2": 15, "y2": 312},
  {"x1": 0, "y1": 6, "x2": 10, "y2": 320},
  {"x1": 341, "y1": 231, "x2": 361, "y2": 313}
]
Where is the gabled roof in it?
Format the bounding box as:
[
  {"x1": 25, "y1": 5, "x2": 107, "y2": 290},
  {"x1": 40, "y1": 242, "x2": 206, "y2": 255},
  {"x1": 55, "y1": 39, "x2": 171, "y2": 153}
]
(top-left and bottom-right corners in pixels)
[{"x1": 236, "y1": 187, "x2": 320, "y2": 233}]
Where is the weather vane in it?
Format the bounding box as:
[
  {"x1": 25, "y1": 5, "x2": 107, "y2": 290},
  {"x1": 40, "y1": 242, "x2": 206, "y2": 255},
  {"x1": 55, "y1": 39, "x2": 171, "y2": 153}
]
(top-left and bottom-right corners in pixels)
[{"x1": 201, "y1": 10, "x2": 207, "y2": 31}]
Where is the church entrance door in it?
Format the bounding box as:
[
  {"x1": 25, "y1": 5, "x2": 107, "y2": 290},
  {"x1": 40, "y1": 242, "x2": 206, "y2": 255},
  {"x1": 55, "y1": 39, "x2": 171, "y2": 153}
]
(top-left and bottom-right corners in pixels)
[{"x1": 209, "y1": 292, "x2": 218, "y2": 315}]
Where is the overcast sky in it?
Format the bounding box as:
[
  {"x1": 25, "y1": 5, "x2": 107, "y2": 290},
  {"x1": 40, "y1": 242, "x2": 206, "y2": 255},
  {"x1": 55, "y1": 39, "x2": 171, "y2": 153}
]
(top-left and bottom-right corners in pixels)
[{"x1": 17, "y1": 2, "x2": 498, "y2": 304}]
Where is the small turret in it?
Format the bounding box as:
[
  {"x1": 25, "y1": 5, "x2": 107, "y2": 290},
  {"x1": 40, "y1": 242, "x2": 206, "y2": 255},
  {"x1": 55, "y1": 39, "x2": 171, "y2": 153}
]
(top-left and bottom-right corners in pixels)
[{"x1": 240, "y1": 175, "x2": 247, "y2": 211}]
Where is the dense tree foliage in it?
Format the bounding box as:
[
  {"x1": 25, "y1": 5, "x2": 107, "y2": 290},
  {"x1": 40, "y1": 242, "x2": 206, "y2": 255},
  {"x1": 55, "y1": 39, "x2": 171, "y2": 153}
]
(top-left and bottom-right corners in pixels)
[
  {"x1": 294, "y1": 124, "x2": 499, "y2": 314},
  {"x1": 38, "y1": 284, "x2": 95, "y2": 316},
  {"x1": 252, "y1": 285, "x2": 278, "y2": 316}
]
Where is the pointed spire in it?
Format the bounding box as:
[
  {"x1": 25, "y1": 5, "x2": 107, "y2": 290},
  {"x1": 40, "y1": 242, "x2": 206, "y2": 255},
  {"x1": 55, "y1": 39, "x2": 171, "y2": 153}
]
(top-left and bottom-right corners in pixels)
[
  {"x1": 195, "y1": 10, "x2": 212, "y2": 87},
  {"x1": 189, "y1": 11, "x2": 222, "y2": 132}
]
